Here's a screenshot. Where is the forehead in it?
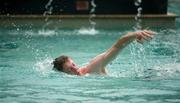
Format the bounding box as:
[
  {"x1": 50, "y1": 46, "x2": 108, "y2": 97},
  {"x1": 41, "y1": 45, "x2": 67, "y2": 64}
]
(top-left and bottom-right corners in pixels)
[{"x1": 67, "y1": 58, "x2": 73, "y2": 62}]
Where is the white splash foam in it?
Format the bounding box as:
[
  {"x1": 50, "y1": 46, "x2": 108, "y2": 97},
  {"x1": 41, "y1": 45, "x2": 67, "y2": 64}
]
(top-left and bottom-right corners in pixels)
[
  {"x1": 23, "y1": 30, "x2": 57, "y2": 37},
  {"x1": 152, "y1": 63, "x2": 180, "y2": 77},
  {"x1": 109, "y1": 63, "x2": 180, "y2": 79},
  {"x1": 38, "y1": 30, "x2": 56, "y2": 36},
  {"x1": 77, "y1": 28, "x2": 99, "y2": 35},
  {"x1": 34, "y1": 57, "x2": 54, "y2": 75}
]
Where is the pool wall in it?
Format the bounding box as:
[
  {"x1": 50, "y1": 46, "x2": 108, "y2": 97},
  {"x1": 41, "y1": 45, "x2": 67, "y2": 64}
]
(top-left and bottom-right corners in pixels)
[{"x1": 0, "y1": 14, "x2": 178, "y2": 29}]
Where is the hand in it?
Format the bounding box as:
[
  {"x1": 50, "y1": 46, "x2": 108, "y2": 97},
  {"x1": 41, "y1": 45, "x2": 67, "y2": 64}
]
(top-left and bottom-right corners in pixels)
[{"x1": 134, "y1": 30, "x2": 156, "y2": 43}]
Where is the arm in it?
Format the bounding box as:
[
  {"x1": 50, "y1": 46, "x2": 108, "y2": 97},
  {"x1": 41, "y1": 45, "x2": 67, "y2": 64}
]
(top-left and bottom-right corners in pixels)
[
  {"x1": 102, "y1": 30, "x2": 155, "y2": 66},
  {"x1": 83, "y1": 30, "x2": 155, "y2": 74},
  {"x1": 101, "y1": 32, "x2": 136, "y2": 66}
]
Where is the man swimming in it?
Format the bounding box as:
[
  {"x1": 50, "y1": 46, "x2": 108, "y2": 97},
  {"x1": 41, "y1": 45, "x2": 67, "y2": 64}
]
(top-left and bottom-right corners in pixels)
[{"x1": 53, "y1": 30, "x2": 156, "y2": 76}]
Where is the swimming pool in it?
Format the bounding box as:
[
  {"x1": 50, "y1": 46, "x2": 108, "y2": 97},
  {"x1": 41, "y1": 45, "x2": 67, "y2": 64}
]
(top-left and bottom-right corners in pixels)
[{"x1": 1, "y1": 2, "x2": 180, "y2": 103}]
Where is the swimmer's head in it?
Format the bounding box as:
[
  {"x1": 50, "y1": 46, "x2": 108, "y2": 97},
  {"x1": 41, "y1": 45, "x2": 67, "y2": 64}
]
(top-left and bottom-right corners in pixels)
[{"x1": 53, "y1": 55, "x2": 79, "y2": 75}]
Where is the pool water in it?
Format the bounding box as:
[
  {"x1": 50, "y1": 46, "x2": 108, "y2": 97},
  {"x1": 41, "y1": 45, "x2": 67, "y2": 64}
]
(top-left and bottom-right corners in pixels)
[{"x1": 1, "y1": 2, "x2": 180, "y2": 103}]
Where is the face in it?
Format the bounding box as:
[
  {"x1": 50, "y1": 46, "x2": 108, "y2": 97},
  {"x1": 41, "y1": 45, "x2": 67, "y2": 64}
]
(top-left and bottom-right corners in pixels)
[{"x1": 62, "y1": 58, "x2": 79, "y2": 75}]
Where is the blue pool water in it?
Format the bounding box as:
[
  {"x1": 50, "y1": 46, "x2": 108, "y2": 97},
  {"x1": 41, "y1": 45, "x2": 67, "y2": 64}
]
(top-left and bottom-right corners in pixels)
[{"x1": 1, "y1": 1, "x2": 180, "y2": 103}]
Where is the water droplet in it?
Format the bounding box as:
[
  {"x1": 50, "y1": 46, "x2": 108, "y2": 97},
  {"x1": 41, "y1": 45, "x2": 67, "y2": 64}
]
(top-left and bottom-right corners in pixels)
[{"x1": 17, "y1": 28, "x2": 19, "y2": 31}]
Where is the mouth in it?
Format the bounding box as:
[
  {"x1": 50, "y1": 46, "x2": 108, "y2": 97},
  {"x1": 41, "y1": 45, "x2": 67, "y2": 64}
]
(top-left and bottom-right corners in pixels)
[
  {"x1": 70, "y1": 66, "x2": 78, "y2": 71},
  {"x1": 73, "y1": 66, "x2": 78, "y2": 70},
  {"x1": 69, "y1": 67, "x2": 80, "y2": 75}
]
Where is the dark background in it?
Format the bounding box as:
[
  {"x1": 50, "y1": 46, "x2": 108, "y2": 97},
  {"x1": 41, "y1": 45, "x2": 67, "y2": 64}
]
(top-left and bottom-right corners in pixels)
[{"x1": 0, "y1": 0, "x2": 167, "y2": 15}]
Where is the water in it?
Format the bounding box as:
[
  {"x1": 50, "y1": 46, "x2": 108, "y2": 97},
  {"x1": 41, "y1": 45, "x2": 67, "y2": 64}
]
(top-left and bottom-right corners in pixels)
[
  {"x1": 1, "y1": 1, "x2": 180, "y2": 103},
  {"x1": 1, "y1": 28, "x2": 180, "y2": 102}
]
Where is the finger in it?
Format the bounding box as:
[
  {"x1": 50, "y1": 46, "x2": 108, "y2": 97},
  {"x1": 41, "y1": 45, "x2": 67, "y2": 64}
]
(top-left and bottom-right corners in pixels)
[
  {"x1": 144, "y1": 30, "x2": 154, "y2": 34},
  {"x1": 139, "y1": 32, "x2": 149, "y2": 41},
  {"x1": 142, "y1": 31, "x2": 154, "y2": 39},
  {"x1": 144, "y1": 30, "x2": 157, "y2": 35},
  {"x1": 137, "y1": 31, "x2": 149, "y2": 40}
]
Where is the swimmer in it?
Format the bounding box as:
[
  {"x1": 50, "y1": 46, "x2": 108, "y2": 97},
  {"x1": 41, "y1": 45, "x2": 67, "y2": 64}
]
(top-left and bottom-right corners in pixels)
[{"x1": 53, "y1": 30, "x2": 156, "y2": 75}]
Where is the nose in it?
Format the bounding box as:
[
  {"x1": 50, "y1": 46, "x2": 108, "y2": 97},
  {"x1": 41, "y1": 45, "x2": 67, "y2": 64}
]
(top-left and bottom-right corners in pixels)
[{"x1": 72, "y1": 63, "x2": 76, "y2": 67}]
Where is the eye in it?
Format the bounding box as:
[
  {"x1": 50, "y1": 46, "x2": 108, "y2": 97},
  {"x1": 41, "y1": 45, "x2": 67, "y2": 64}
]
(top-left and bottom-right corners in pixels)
[{"x1": 72, "y1": 63, "x2": 75, "y2": 66}]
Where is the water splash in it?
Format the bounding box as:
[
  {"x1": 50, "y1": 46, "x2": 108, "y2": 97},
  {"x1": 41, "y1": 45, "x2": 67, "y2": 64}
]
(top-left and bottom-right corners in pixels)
[
  {"x1": 34, "y1": 57, "x2": 54, "y2": 75},
  {"x1": 42, "y1": 0, "x2": 57, "y2": 32},
  {"x1": 77, "y1": 0, "x2": 98, "y2": 35},
  {"x1": 24, "y1": 31, "x2": 54, "y2": 76},
  {"x1": 23, "y1": 30, "x2": 57, "y2": 37},
  {"x1": 133, "y1": 0, "x2": 142, "y2": 30},
  {"x1": 38, "y1": 29, "x2": 56, "y2": 36},
  {"x1": 77, "y1": 28, "x2": 99, "y2": 35},
  {"x1": 128, "y1": 0, "x2": 149, "y2": 77},
  {"x1": 89, "y1": 0, "x2": 97, "y2": 30},
  {"x1": 43, "y1": 0, "x2": 53, "y2": 21},
  {"x1": 151, "y1": 63, "x2": 180, "y2": 77},
  {"x1": 116, "y1": 29, "x2": 180, "y2": 79},
  {"x1": 109, "y1": 61, "x2": 180, "y2": 79}
]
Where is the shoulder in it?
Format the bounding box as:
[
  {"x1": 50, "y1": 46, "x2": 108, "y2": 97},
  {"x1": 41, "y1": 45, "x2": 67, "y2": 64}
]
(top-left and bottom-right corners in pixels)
[{"x1": 78, "y1": 66, "x2": 89, "y2": 75}]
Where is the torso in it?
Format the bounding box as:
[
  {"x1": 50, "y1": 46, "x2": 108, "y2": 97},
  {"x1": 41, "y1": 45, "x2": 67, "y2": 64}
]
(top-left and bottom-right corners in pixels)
[{"x1": 78, "y1": 66, "x2": 107, "y2": 75}]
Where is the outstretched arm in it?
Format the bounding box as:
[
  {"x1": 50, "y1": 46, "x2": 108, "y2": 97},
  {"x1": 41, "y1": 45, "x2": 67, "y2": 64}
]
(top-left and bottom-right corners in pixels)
[
  {"x1": 102, "y1": 30, "x2": 155, "y2": 66},
  {"x1": 82, "y1": 30, "x2": 155, "y2": 74}
]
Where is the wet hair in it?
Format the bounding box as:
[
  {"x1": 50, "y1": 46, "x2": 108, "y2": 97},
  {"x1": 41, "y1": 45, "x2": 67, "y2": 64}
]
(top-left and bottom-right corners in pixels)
[{"x1": 53, "y1": 55, "x2": 69, "y2": 72}]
